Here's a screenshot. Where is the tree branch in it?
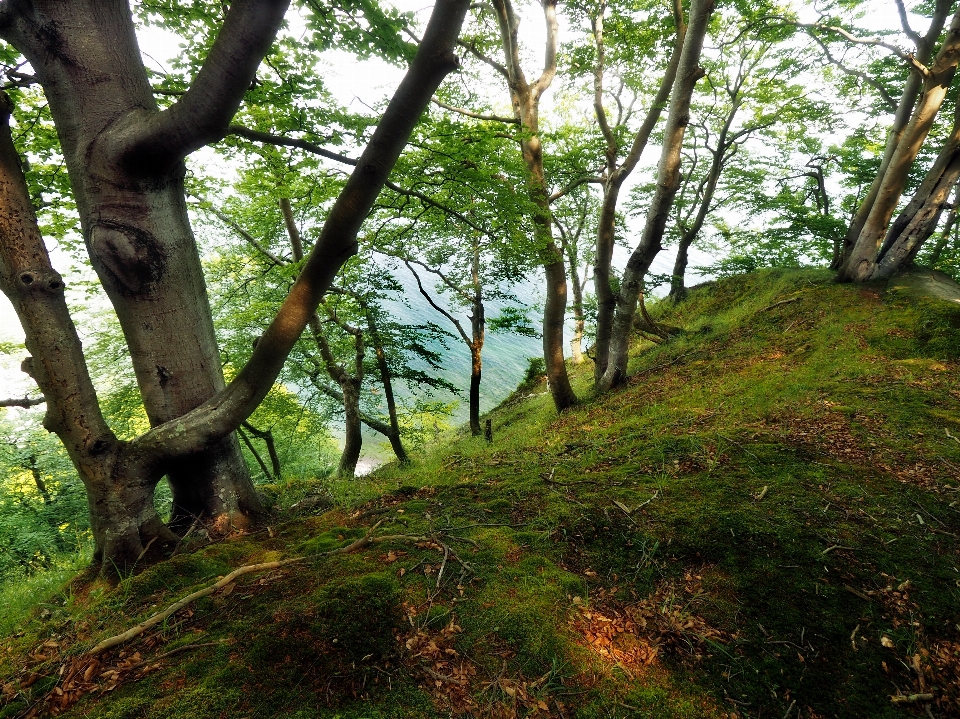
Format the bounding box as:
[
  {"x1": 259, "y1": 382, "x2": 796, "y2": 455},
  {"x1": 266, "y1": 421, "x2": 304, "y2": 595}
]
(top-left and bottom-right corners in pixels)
[
  {"x1": 894, "y1": 0, "x2": 923, "y2": 48},
  {"x1": 457, "y1": 38, "x2": 510, "y2": 79},
  {"x1": 0, "y1": 395, "x2": 45, "y2": 408},
  {"x1": 808, "y1": 32, "x2": 897, "y2": 111},
  {"x1": 227, "y1": 124, "x2": 358, "y2": 166},
  {"x1": 113, "y1": 0, "x2": 292, "y2": 172},
  {"x1": 549, "y1": 175, "x2": 603, "y2": 203},
  {"x1": 129, "y1": 0, "x2": 471, "y2": 464},
  {"x1": 195, "y1": 201, "x2": 287, "y2": 266},
  {"x1": 431, "y1": 97, "x2": 517, "y2": 123},
  {"x1": 794, "y1": 20, "x2": 929, "y2": 76},
  {"x1": 403, "y1": 259, "x2": 472, "y2": 346}
]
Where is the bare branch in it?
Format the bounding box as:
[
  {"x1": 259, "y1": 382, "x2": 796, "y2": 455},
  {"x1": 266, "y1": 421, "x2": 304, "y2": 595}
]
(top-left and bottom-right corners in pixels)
[
  {"x1": 532, "y1": 0, "x2": 559, "y2": 96},
  {"x1": 457, "y1": 38, "x2": 510, "y2": 79},
  {"x1": 549, "y1": 175, "x2": 603, "y2": 203},
  {"x1": 794, "y1": 20, "x2": 929, "y2": 76},
  {"x1": 894, "y1": 0, "x2": 923, "y2": 48},
  {"x1": 431, "y1": 97, "x2": 518, "y2": 123},
  {"x1": 0, "y1": 396, "x2": 44, "y2": 408},
  {"x1": 195, "y1": 201, "x2": 288, "y2": 266},
  {"x1": 404, "y1": 260, "x2": 471, "y2": 346},
  {"x1": 808, "y1": 32, "x2": 897, "y2": 111},
  {"x1": 227, "y1": 125, "x2": 358, "y2": 165}
]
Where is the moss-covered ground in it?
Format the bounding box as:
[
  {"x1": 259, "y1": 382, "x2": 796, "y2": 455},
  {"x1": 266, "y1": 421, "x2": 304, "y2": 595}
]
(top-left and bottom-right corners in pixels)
[{"x1": 2, "y1": 268, "x2": 959, "y2": 719}]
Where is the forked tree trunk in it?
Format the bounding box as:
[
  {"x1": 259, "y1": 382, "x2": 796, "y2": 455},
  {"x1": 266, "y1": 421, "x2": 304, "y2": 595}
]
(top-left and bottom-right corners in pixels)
[
  {"x1": 835, "y1": 0, "x2": 953, "y2": 268},
  {"x1": 873, "y1": 101, "x2": 960, "y2": 278},
  {"x1": 0, "y1": 0, "x2": 470, "y2": 572},
  {"x1": 0, "y1": 0, "x2": 281, "y2": 534},
  {"x1": 599, "y1": 0, "x2": 713, "y2": 390},
  {"x1": 838, "y1": 8, "x2": 960, "y2": 282},
  {"x1": 591, "y1": 0, "x2": 685, "y2": 384},
  {"x1": 490, "y1": 0, "x2": 576, "y2": 412}
]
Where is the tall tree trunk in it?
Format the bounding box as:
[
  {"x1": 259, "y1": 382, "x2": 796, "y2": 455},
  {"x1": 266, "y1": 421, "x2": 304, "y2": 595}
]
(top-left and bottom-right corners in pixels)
[
  {"x1": 570, "y1": 278, "x2": 586, "y2": 364},
  {"x1": 591, "y1": 0, "x2": 685, "y2": 384},
  {"x1": 339, "y1": 378, "x2": 363, "y2": 477},
  {"x1": 491, "y1": 0, "x2": 576, "y2": 412},
  {"x1": 313, "y1": 314, "x2": 365, "y2": 478},
  {"x1": 838, "y1": 8, "x2": 960, "y2": 282},
  {"x1": 468, "y1": 299, "x2": 485, "y2": 436},
  {"x1": 361, "y1": 305, "x2": 409, "y2": 464},
  {"x1": 599, "y1": 0, "x2": 713, "y2": 391}
]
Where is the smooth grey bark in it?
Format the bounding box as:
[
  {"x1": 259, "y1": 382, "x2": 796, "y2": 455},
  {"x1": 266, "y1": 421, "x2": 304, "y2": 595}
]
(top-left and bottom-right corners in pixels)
[
  {"x1": 839, "y1": 7, "x2": 960, "y2": 282},
  {"x1": 0, "y1": 0, "x2": 471, "y2": 571},
  {"x1": 599, "y1": 0, "x2": 713, "y2": 391},
  {"x1": 591, "y1": 0, "x2": 685, "y2": 384},
  {"x1": 835, "y1": 0, "x2": 953, "y2": 268},
  {"x1": 0, "y1": 0, "x2": 291, "y2": 533}
]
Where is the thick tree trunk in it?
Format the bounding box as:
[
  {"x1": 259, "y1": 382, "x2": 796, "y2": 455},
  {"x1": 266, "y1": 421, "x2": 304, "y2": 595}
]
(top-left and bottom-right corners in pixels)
[
  {"x1": 599, "y1": 0, "x2": 713, "y2": 390},
  {"x1": 0, "y1": 95, "x2": 176, "y2": 572},
  {"x1": 838, "y1": 8, "x2": 960, "y2": 282},
  {"x1": 0, "y1": 0, "x2": 271, "y2": 534},
  {"x1": 872, "y1": 101, "x2": 960, "y2": 278},
  {"x1": 469, "y1": 346, "x2": 483, "y2": 436},
  {"x1": 0, "y1": 0, "x2": 470, "y2": 571}
]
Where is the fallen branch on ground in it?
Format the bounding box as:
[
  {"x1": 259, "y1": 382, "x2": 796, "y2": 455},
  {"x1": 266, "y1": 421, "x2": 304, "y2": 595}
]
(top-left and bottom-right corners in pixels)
[
  {"x1": 89, "y1": 520, "x2": 385, "y2": 654},
  {"x1": 890, "y1": 692, "x2": 934, "y2": 704},
  {"x1": 758, "y1": 296, "x2": 801, "y2": 313}
]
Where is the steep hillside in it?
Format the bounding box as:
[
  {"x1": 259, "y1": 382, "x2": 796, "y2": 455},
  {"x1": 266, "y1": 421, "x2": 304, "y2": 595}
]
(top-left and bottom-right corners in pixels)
[{"x1": 2, "y1": 268, "x2": 959, "y2": 719}]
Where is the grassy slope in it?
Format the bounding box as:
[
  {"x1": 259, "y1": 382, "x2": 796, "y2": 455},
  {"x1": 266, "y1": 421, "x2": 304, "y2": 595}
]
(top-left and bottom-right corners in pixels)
[{"x1": 2, "y1": 268, "x2": 959, "y2": 719}]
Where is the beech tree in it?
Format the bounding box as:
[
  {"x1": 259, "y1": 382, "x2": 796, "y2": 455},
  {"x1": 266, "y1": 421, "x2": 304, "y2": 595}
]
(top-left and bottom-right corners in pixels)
[
  {"x1": 456, "y1": 0, "x2": 578, "y2": 412},
  {"x1": 598, "y1": 0, "x2": 714, "y2": 390},
  {"x1": 827, "y1": 2, "x2": 960, "y2": 281},
  {"x1": 0, "y1": 0, "x2": 471, "y2": 571}
]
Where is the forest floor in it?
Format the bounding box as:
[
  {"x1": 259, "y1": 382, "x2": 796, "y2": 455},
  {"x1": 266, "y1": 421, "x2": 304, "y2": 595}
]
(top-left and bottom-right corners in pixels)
[{"x1": 1, "y1": 267, "x2": 959, "y2": 719}]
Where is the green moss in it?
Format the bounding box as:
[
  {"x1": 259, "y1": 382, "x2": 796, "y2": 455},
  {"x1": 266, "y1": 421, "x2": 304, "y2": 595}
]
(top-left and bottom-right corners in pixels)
[{"x1": 311, "y1": 572, "x2": 403, "y2": 661}]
